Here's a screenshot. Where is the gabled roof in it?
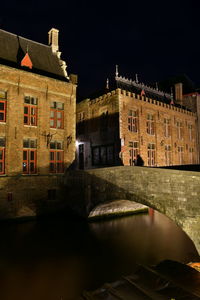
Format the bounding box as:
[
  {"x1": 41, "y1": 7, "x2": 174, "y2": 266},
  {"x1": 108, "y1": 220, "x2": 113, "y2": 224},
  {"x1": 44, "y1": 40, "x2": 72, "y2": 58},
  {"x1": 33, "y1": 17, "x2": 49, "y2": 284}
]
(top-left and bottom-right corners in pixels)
[{"x1": 0, "y1": 29, "x2": 67, "y2": 81}]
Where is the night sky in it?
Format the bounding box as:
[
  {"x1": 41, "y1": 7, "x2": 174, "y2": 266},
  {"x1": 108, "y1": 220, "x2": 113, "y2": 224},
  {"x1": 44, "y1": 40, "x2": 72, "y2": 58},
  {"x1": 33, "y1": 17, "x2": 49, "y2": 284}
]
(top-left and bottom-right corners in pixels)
[{"x1": 1, "y1": 0, "x2": 200, "y2": 100}]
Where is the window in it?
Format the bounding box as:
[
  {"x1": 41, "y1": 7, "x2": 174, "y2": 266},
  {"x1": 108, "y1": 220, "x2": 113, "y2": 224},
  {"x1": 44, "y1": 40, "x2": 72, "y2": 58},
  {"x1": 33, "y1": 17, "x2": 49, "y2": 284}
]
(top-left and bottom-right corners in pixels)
[
  {"x1": 164, "y1": 118, "x2": 171, "y2": 138},
  {"x1": 50, "y1": 101, "x2": 64, "y2": 129},
  {"x1": 147, "y1": 114, "x2": 155, "y2": 135},
  {"x1": 129, "y1": 141, "x2": 139, "y2": 166},
  {"x1": 188, "y1": 124, "x2": 194, "y2": 141},
  {"x1": 128, "y1": 110, "x2": 138, "y2": 132},
  {"x1": 147, "y1": 143, "x2": 156, "y2": 166},
  {"x1": 24, "y1": 96, "x2": 38, "y2": 126},
  {"x1": 0, "y1": 90, "x2": 7, "y2": 123},
  {"x1": 177, "y1": 146, "x2": 184, "y2": 164},
  {"x1": 92, "y1": 145, "x2": 114, "y2": 166},
  {"x1": 189, "y1": 147, "x2": 194, "y2": 164},
  {"x1": 50, "y1": 141, "x2": 64, "y2": 173},
  {"x1": 23, "y1": 139, "x2": 37, "y2": 174},
  {"x1": 0, "y1": 137, "x2": 5, "y2": 174},
  {"x1": 165, "y1": 145, "x2": 172, "y2": 166},
  {"x1": 177, "y1": 121, "x2": 183, "y2": 139}
]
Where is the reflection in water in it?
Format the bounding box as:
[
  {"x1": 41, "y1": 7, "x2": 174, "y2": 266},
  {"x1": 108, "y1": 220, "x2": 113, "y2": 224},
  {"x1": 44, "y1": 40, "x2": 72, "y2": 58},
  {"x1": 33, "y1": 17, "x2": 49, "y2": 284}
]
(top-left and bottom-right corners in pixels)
[{"x1": 0, "y1": 210, "x2": 199, "y2": 300}]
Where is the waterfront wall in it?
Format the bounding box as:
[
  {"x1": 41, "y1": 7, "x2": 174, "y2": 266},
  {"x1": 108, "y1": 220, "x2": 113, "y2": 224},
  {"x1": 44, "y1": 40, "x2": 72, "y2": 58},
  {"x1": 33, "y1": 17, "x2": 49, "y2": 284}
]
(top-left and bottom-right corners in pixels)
[
  {"x1": 65, "y1": 166, "x2": 200, "y2": 254},
  {"x1": 0, "y1": 175, "x2": 66, "y2": 220}
]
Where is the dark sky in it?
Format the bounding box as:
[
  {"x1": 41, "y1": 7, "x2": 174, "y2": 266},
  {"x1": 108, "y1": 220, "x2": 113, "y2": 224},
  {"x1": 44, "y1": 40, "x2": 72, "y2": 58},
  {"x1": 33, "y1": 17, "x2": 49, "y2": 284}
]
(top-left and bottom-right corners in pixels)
[{"x1": 1, "y1": 0, "x2": 200, "y2": 99}]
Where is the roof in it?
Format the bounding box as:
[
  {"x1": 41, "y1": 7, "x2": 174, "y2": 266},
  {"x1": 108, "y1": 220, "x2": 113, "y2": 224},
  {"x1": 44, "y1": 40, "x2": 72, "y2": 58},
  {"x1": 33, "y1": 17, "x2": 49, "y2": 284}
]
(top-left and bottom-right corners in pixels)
[{"x1": 0, "y1": 29, "x2": 67, "y2": 81}]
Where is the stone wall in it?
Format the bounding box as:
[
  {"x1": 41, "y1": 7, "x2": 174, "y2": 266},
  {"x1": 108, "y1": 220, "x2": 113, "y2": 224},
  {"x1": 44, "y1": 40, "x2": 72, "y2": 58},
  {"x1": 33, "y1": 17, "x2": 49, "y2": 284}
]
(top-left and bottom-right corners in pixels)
[{"x1": 65, "y1": 166, "x2": 200, "y2": 254}]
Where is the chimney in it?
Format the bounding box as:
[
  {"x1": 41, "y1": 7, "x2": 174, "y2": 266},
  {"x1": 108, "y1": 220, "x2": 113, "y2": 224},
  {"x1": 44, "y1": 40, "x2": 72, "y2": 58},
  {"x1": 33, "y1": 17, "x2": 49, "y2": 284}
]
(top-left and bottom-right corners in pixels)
[
  {"x1": 175, "y1": 83, "x2": 183, "y2": 105},
  {"x1": 48, "y1": 28, "x2": 59, "y2": 53}
]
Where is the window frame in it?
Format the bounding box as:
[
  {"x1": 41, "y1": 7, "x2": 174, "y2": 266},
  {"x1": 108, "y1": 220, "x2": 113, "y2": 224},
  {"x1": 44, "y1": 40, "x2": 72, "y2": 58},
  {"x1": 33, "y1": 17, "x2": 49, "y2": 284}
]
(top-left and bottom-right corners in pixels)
[
  {"x1": 50, "y1": 102, "x2": 64, "y2": 129},
  {"x1": 147, "y1": 143, "x2": 156, "y2": 166},
  {"x1": 164, "y1": 118, "x2": 171, "y2": 138},
  {"x1": 177, "y1": 121, "x2": 183, "y2": 140},
  {"x1": 24, "y1": 96, "x2": 38, "y2": 126},
  {"x1": 0, "y1": 99, "x2": 6, "y2": 123},
  {"x1": 129, "y1": 141, "x2": 139, "y2": 166},
  {"x1": 49, "y1": 140, "x2": 64, "y2": 173},
  {"x1": 0, "y1": 147, "x2": 5, "y2": 175},
  {"x1": 23, "y1": 139, "x2": 37, "y2": 174},
  {"x1": 177, "y1": 146, "x2": 184, "y2": 164},
  {"x1": 146, "y1": 114, "x2": 155, "y2": 135},
  {"x1": 164, "y1": 144, "x2": 172, "y2": 166},
  {"x1": 128, "y1": 110, "x2": 138, "y2": 133}
]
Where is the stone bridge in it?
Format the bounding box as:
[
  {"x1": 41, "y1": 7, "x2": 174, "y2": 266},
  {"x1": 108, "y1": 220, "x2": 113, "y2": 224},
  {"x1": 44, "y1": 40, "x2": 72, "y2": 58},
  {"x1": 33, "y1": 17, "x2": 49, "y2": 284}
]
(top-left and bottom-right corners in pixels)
[{"x1": 65, "y1": 166, "x2": 200, "y2": 255}]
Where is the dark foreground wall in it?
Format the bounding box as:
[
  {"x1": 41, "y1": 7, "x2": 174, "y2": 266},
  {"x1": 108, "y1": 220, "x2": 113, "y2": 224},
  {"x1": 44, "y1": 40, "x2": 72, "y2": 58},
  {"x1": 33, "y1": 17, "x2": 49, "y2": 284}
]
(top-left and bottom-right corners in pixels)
[{"x1": 65, "y1": 166, "x2": 200, "y2": 255}]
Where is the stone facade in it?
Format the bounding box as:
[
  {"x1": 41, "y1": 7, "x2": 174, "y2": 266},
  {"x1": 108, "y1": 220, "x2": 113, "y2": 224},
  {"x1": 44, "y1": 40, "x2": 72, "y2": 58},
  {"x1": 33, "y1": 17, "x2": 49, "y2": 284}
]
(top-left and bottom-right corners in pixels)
[
  {"x1": 76, "y1": 87, "x2": 198, "y2": 169},
  {"x1": 0, "y1": 29, "x2": 76, "y2": 220},
  {"x1": 65, "y1": 166, "x2": 200, "y2": 254}
]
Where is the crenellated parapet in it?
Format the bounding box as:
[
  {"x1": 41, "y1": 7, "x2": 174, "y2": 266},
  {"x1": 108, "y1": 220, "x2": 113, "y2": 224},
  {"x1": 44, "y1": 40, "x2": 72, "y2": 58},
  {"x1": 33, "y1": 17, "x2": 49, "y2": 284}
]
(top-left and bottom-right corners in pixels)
[{"x1": 81, "y1": 88, "x2": 195, "y2": 116}]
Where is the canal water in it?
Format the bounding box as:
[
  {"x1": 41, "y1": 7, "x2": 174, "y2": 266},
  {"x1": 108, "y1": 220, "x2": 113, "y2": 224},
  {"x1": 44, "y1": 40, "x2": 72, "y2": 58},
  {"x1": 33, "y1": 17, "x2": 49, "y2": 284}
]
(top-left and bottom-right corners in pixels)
[{"x1": 0, "y1": 210, "x2": 199, "y2": 300}]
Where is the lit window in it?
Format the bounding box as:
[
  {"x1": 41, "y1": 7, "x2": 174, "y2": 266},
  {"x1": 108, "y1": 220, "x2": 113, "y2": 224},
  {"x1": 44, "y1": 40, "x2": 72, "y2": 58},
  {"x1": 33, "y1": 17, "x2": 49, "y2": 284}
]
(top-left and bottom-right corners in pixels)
[
  {"x1": 0, "y1": 137, "x2": 5, "y2": 174},
  {"x1": 128, "y1": 110, "x2": 138, "y2": 132},
  {"x1": 24, "y1": 96, "x2": 38, "y2": 126},
  {"x1": 50, "y1": 141, "x2": 64, "y2": 173},
  {"x1": 23, "y1": 139, "x2": 37, "y2": 174},
  {"x1": 50, "y1": 101, "x2": 64, "y2": 129},
  {"x1": 147, "y1": 114, "x2": 155, "y2": 135},
  {"x1": 147, "y1": 143, "x2": 156, "y2": 166},
  {"x1": 129, "y1": 141, "x2": 139, "y2": 166}
]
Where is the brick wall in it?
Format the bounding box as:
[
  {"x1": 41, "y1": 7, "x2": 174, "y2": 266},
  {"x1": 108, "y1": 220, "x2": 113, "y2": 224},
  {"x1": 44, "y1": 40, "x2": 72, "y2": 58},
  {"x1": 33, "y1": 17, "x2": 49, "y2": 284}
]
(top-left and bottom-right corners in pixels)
[
  {"x1": 0, "y1": 64, "x2": 76, "y2": 219},
  {"x1": 119, "y1": 90, "x2": 198, "y2": 166}
]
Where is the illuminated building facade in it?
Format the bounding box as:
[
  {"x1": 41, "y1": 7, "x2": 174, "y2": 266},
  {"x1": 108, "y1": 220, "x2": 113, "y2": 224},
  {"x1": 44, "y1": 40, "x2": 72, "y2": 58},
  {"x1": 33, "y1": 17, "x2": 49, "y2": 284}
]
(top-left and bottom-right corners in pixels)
[
  {"x1": 76, "y1": 70, "x2": 198, "y2": 169},
  {"x1": 0, "y1": 28, "x2": 77, "y2": 219}
]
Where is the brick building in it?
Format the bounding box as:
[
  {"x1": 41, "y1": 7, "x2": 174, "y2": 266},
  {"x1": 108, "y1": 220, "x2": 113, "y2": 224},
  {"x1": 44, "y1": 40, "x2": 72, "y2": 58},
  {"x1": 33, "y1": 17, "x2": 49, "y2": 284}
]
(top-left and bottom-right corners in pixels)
[
  {"x1": 76, "y1": 69, "x2": 198, "y2": 169},
  {"x1": 0, "y1": 28, "x2": 77, "y2": 219}
]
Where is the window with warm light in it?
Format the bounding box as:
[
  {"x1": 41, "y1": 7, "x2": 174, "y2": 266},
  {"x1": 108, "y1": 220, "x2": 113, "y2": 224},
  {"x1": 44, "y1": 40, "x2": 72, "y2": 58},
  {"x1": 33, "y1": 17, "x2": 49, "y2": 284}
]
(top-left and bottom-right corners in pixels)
[
  {"x1": 50, "y1": 102, "x2": 64, "y2": 129},
  {"x1": 50, "y1": 140, "x2": 64, "y2": 173},
  {"x1": 23, "y1": 139, "x2": 37, "y2": 174},
  {"x1": 0, "y1": 137, "x2": 5, "y2": 175},
  {"x1": 24, "y1": 96, "x2": 38, "y2": 126}
]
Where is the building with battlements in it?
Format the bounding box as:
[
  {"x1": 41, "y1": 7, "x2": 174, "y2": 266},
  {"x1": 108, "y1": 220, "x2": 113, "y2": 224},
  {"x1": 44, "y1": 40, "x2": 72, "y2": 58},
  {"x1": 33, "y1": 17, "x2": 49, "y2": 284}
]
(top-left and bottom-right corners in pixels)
[
  {"x1": 76, "y1": 68, "x2": 198, "y2": 169},
  {"x1": 0, "y1": 28, "x2": 77, "y2": 219}
]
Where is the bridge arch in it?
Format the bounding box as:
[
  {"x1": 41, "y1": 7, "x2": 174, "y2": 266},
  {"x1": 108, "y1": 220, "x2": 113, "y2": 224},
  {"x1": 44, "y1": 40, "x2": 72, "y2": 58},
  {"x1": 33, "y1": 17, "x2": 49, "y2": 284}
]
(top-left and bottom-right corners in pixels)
[{"x1": 65, "y1": 166, "x2": 200, "y2": 254}]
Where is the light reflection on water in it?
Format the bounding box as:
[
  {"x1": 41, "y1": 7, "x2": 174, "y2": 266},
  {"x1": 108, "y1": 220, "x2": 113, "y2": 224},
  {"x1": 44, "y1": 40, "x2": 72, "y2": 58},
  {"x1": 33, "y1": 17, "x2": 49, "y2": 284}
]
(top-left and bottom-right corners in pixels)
[{"x1": 0, "y1": 210, "x2": 199, "y2": 300}]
